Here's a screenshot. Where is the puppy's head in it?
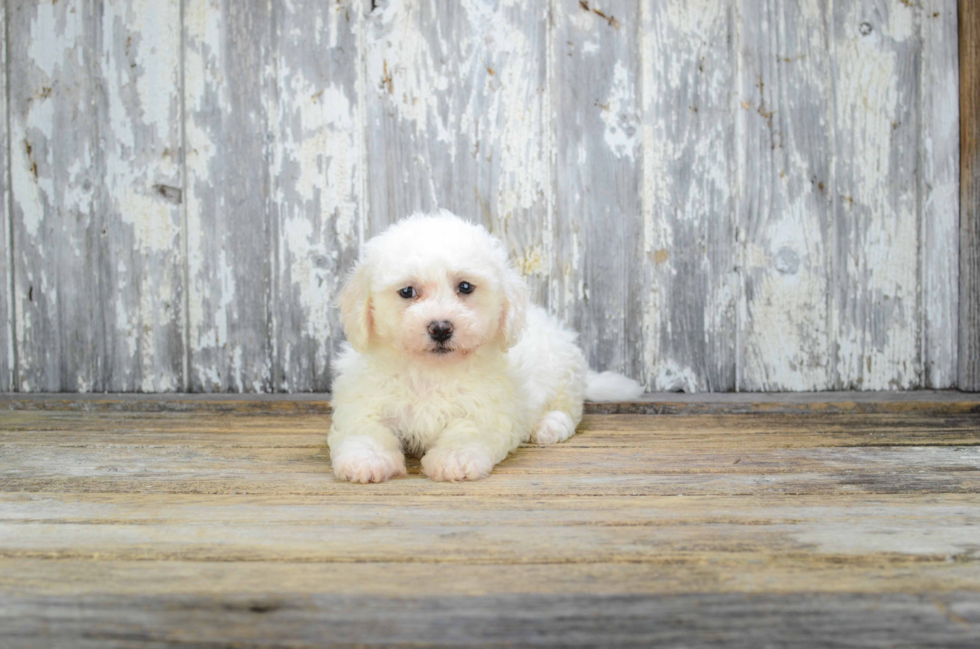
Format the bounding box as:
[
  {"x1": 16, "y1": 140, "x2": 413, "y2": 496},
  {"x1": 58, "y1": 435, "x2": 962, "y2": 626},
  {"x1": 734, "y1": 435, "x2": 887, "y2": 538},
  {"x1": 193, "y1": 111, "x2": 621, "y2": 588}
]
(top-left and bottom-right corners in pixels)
[{"x1": 338, "y1": 210, "x2": 528, "y2": 361}]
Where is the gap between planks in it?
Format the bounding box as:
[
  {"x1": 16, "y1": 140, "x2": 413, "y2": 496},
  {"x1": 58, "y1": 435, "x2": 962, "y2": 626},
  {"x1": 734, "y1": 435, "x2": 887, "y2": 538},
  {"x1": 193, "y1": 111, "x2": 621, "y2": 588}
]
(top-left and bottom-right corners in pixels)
[{"x1": 1, "y1": 391, "x2": 979, "y2": 415}]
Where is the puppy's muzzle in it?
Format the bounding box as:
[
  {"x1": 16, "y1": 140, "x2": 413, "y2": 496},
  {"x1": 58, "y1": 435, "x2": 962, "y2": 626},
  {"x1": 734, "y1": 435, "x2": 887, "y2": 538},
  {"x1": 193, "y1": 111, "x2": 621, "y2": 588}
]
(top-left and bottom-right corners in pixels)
[{"x1": 427, "y1": 320, "x2": 454, "y2": 343}]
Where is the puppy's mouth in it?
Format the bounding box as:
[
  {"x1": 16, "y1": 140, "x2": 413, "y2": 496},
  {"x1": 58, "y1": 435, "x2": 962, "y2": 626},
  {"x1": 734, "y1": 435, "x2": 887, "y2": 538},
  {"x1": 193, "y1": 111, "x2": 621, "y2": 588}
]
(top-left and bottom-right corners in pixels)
[{"x1": 427, "y1": 341, "x2": 473, "y2": 356}]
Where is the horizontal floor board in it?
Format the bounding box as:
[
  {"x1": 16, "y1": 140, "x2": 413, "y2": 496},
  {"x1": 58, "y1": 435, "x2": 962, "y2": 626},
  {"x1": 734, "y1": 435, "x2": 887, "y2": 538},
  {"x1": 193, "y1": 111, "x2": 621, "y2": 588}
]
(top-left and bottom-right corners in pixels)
[
  {"x1": 1, "y1": 395, "x2": 978, "y2": 646},
  {"x1": 4, "y1": 558, "x2": 980, "y2": 597},
  {"x1": 3, "y1": 391, "x2": 980, "y2": 415},
  {"x1": 0, "y1": 493, "x2": 976, "y2": 564},
  {"x1": 2, "y1": 412, "x2": 977, "y2": 447},
  {"x1": 3, "y1": 591, "x2": 978, "y2": 648}
]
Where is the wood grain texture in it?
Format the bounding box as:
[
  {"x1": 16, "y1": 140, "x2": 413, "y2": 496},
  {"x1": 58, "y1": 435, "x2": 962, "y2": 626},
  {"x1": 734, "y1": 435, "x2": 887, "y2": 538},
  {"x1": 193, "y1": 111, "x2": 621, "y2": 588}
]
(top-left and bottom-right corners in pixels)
[
  {"x1": 639, "y1": 0, "x2": 738, "y2": 392},
  {"x1": 553, "y1": 0, "x2": 640, "y2": 375},
  {"x1": 2, "y1": 390, "x2": 979, "y2": 415},
  {"x1": 3, "y1": 590, "x2": 978, "y2": 649},
  {"x1": 364, "y1": 0, "x2": 553, "y2": 305},
  {"x1": 0, "y1": 398, "x2": 978, "y2": 646},
  {"x1": 9, "y1": 1, "x2": 106, "y2": 391},
  {"x1": 2, "y1": 410, "x2": 978, "y2": 498},
  {"x1": 832, "y1": 1, "x2": 921, "y2": 390},
  {"x1": 961, "y1": 0, "x2": 980, "y2": 391},
  {"x1": 737, "y1": 0, "x2": 833, "y2": 391},
  {"x1": 101, "y1": 0, "x2": 185, "y2": 392},
  {"x1": 270, "y1": 1, "x2": 362, "y2": 392},
  {"x1": 2, "y1": 492, "x2": 980, "y2": 563},
  {"x1": 920, "y1": 0, "x2": 959, "y2": 388},
  {"x1": 183, "y1": 0, "x2": 275, "y2": 392},
  {"x1": 8, "y1": 1, "x2": 185, "y2": 393},
  {"x1": 0, "y1": 1, "x2": 10, "y2": 392},
  {"x1": 0, "y1": 1, "x2": 966, "y2": 393}
]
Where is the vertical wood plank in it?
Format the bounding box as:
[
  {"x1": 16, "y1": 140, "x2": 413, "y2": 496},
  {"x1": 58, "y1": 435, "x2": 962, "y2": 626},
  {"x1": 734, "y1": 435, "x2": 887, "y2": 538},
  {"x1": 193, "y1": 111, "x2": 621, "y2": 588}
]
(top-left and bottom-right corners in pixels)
[
  {"x1": 184, "y1": 0, "x2": 275, "y2": 392},
  {"x1": 100, "y1": 0, "x2": 184, "y2": 391},
  {"x1": 552, "y1": 0, "x2": 641, "y2": 375},
  {"x1": 0, "y1": 1, "x2": 11, "y2": 392},
  {"x1": 270, "y1": 1, "x2": 362, "y2": 392},
  {"x1": 363, "y1": 0, "x2": 552, "y2": 306},
  {"x1": 8, "y1": 0, "x2": 184, "y2": 393},
  {"x1": 9, "y1": 1, "x2": 105, "y2": 392},
  {"x1": 919, "y1": 0, "x2": 959, "y2": 389},
  {"x1": 831, "y1": 1, "x2": 920, "y2": 390},
  {"x1": 736, "y1": 0, "x2": 833, "y2": 391},
  {"x1": 639, "y1": 0, "x2": 738, "y2": 392},
  {"x1": 961, "y1": 0, "x2": 980, "y2": 391}
]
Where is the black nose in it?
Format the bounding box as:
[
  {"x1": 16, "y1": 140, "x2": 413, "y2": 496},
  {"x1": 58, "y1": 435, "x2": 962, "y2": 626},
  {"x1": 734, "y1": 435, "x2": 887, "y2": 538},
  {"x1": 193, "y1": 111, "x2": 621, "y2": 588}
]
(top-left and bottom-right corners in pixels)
[{"x1": 427, "y1": 320, "x2": 453, "y2": 343}]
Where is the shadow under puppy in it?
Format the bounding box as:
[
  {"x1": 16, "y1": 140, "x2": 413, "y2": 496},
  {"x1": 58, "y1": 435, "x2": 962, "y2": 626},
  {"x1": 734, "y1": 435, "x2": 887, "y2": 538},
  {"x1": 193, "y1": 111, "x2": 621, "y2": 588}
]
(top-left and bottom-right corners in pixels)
[{"x1": 329, "y1": 211, "x2": 643, "y2": 482}]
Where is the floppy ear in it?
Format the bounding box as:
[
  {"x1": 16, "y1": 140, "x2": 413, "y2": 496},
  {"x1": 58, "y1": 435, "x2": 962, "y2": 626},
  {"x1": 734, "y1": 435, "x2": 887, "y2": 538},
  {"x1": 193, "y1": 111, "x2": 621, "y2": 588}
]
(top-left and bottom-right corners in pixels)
[
  {"x1": 337, "y1": 262, "x2": 373, "y2": 352},
  {"x1": 498, "y1": 266, "x2": 529, "y2": 351}
]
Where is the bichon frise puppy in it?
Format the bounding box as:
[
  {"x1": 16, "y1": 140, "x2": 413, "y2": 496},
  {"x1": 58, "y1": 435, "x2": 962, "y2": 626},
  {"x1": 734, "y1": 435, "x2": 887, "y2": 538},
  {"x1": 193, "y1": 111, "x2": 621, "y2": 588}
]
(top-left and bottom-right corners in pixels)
[{"x1": 328, "y1": 211, "x2": 643, "y2": 483}]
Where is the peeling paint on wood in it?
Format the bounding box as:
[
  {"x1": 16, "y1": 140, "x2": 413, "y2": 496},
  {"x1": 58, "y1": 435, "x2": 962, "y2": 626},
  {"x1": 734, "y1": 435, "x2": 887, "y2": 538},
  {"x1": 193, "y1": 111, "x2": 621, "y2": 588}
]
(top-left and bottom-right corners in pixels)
[
  {"x1": 832, "y1": 0, "x2": 921, "y2": 390},
  {"x1": 8, "y1": 1, "x2": 184, "y2": 393},
  {"x1": 364, "y1": 0, "x2": 553, "y2": 305},
  {"x1": 1, "y1": 2, "x2": 11, "y2": 392},
  {"x1": 640, "y1": 0, "x2": 738, "y2": 392},
  {"x1": 270, "y1": 1, "x2": 363, "y2": 392},
  {"x1": 184, "y1": 0, "x2": 274, "y2": 392},
  {"x1": 0, "y1": 0, "x2": 965, "y2": 393},
  {"x1": 100, "y1": 0, "x2": 185, "y2": 392},
  {"x1": 961, "y1": 1, "x2": 980, "y2": 392},
  {"x1": 9, "y1": 1, "x2": 105, "y2": 392},
  {"x1": 920, "y1": 0, "x2": 959, "y2": 389},
  {"x1": 554, "y1": 0, "x2": 640, "y2": 376},
  {"x1": 737, "y1": 0, "x2": 833, "y2": 391}
]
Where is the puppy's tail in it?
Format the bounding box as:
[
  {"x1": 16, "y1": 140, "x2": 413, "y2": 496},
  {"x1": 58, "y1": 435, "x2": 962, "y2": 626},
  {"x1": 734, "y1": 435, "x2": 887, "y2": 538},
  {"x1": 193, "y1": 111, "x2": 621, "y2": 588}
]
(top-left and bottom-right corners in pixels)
[{"x1": 585, "y1": 371, "x2": 644, "y2": 402}]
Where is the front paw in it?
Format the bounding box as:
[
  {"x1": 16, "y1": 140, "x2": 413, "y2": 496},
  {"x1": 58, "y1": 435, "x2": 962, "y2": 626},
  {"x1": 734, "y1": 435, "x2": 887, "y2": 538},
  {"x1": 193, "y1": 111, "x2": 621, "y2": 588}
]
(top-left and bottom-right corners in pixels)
[
  {"x1": 531, "y1": 410, "x2": 576, "y2": 445},
  {"x1": 331, "y1": 439, "x2": 407, "y2": 484},
  {"x1": 421, "y1": 445, "x2": 494, "y2": 482}
]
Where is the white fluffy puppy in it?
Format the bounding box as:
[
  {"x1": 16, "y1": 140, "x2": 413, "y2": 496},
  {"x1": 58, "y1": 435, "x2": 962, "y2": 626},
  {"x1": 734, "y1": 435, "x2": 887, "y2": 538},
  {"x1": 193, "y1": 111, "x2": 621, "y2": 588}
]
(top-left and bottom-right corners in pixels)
[{"x1": 328, "y1": 211, "x2": 643, "y2": 483}]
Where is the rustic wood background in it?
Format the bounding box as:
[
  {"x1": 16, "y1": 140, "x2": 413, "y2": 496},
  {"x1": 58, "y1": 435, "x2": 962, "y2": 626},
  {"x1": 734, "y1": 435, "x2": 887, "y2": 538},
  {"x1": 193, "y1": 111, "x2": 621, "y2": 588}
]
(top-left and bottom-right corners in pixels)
[{"x1": 0, "y1": 0, "x2": 964, "y2": 393}]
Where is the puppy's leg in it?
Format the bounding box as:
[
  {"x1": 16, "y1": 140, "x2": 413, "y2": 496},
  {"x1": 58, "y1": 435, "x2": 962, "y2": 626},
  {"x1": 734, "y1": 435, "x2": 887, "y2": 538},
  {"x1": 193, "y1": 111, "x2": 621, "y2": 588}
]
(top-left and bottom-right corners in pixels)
[
  {"x1": 532, "y1": 409, "x2": 577, "y2": 445},
  {"x1": 531, "y1": 387, "x2": 583, "y2": 445},
  {"x1": 512, "y1": 307, "x2": 587, "y2": 445},
  {"x1": 328, "y1": 420, "x2": 406, "y2": 484},
  {"x1": 421, "y1": 421, "x2": 520, "y2": 482}
]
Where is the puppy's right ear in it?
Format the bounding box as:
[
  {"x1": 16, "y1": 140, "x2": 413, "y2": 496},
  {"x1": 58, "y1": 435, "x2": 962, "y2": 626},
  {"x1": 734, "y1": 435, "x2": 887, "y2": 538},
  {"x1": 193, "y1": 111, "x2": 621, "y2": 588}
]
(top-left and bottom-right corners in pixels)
[{"x1": 338, "y1": 262, "x2": 373, "y2": 352}]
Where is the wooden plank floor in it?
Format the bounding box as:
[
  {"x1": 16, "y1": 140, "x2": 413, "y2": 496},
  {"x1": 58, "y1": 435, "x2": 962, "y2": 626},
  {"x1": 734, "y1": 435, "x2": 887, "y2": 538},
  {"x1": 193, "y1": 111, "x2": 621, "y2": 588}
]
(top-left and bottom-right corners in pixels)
[{"x1": 1, "y1": 394, "x2": 979, "y2": 647}]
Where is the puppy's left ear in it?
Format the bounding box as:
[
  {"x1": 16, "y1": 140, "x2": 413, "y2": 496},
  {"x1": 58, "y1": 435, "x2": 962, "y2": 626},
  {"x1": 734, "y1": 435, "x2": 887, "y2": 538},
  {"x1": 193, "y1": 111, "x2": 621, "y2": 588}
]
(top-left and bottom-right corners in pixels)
[
  {"x1": 498, "y1": 266, "x2": 529, "y2": 350},
  {"x1": 338, "y1": 262, "x2": 373, "y2": 352}
]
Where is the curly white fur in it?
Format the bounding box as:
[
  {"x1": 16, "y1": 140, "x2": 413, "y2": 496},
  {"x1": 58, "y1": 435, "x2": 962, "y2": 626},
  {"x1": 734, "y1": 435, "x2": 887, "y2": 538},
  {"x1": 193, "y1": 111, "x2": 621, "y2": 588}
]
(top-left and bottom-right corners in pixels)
[{"x1": 328, "y1": 211, "x2": 643, "y2": 483}]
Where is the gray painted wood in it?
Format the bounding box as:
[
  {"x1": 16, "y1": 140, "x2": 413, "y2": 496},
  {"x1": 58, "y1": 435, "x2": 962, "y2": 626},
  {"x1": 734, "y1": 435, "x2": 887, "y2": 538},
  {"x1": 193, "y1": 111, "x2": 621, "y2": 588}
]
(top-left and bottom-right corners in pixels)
[
  {"x1": 183, "y1": 0, "x2": 275, "y2": 392},
  {"x1": 99, "y1": 0, "x2": 185, "y2": 392},
  {"x1": 961, "y1": 1, "x2": 980, "y2": 392},
  {"x1": 736, "y1": 0, "x2": 833, "y2": 391},
  {"x1": 7, "y1": 1, "x2": 184, "y2": 393},
  {"x1": 1, "y1": 1, "x2": 10, "y2": 393},
  {"x1": 920, "y1": 0, "x2": 959, "y2": 389},
  {"x1": 553, "y1": 0, "x2": 640, "y2": 376},
  {"x1": 4, "y1": 592, "x2": 979, "y2": 648},
  {"x1": 831, "y1": 0, "x2": 922, "y2": 390},
  {"x1": 639, "y1": 0, "x2": 738, "y2": 391},
  {"x1": 8, "y1": 1, "x2": 105, "y2": 392},
  {"x1": 363, "y1": 0, "x2": 552, "y2": 305},
  {"x1": 0, "y1": 0, "x2": 965, "y2": 392},
  {"x1": 269, "y1": 1, "x2": 363, "y2": 392}
]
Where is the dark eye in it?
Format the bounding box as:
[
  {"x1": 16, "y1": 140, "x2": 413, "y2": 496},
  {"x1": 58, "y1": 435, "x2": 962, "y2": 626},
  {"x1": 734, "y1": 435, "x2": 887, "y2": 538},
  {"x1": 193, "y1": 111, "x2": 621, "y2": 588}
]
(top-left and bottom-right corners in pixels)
[
  {"x1": 398, "y1": 287, "x2": 416, "y2": 299},
  {"x1": 457, "y1": 281, "x2": 474, "y2": 295}
]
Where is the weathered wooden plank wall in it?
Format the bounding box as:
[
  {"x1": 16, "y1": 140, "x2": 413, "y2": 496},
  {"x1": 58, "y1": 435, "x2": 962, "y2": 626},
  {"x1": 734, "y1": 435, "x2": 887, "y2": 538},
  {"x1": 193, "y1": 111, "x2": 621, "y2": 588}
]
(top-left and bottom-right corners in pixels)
[
  {"x1": 1, "y1": 2, "x2": 11, "y2": 392},
  {"x1": 962, "y1": 0, "x2": 980, "y2": 391},
  {"x1": 0, "y1": 0, "x2": 965, "y2": 393},
  {"x1": 737, "y1": 0, "x2": 833, "y2": 392}
]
